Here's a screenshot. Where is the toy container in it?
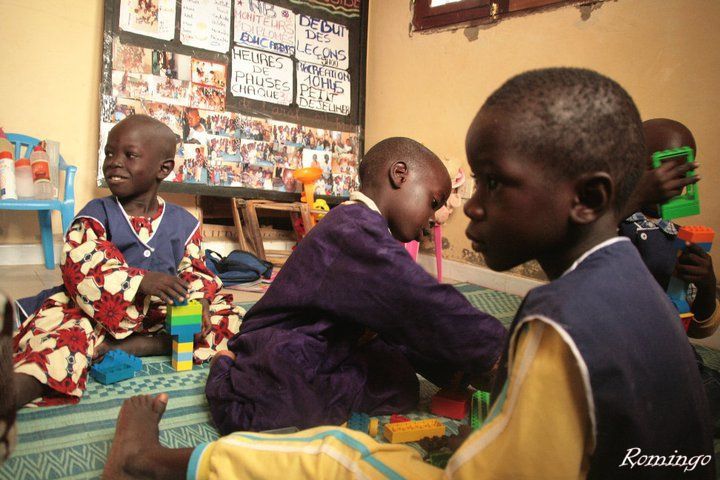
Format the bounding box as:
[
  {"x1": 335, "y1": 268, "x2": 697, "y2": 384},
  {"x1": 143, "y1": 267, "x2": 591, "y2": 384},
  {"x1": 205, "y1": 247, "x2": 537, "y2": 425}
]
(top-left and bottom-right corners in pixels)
[
  {"x1": 14, "y1": 158, "x2": 33, "y2": 198},
  {"x1": 44, "y1": 140, "x2": 60, "y2": 198},
  {"x1": 30, "y1": 144, "x2": 52, "y2": 199},
  {"x1": 0, "y1": 151, "x2": 17, "y2": 199}
]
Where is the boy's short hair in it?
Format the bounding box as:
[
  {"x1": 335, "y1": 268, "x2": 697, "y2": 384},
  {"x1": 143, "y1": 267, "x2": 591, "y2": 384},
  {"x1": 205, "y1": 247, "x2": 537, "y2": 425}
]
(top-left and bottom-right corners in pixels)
[
  {"x1": 483, "y1": 68, "x2": 645, "y2": 212},
  {"x1": 359, "y1": 137, "x2": 438, "y2": 189}
]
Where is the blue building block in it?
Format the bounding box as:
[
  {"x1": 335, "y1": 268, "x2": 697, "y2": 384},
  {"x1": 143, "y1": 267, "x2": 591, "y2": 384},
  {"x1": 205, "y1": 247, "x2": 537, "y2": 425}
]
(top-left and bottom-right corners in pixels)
[
  {"x1": 172, "y1": 350, "x2": 194, "y2": 363},
  {"x1": 347, "y1": 412, "x2": 370, "y2": 433},
  {"x1": 90, "y1": 350, "x2": 142, "y2": 385},
  {"x1": 168, "y1": 323, "x2": 201, "y2": 342}
]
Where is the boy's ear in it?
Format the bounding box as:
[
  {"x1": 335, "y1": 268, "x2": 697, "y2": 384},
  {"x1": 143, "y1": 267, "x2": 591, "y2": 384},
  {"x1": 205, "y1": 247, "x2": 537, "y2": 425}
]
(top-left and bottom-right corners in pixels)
[
  {"x1": 389, "y1": 161, "x2": 409, "y2": 189},
  {"x1": 570, "y1": 172, "x2": 613, "y2": 225},
  {"x1": 157, "y1": 158, "x2": 175, "y2": 181}
]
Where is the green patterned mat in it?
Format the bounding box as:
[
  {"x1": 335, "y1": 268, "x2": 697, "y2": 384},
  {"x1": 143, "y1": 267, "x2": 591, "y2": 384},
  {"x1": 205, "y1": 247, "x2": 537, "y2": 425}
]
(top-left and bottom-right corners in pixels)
[{"x1": 2, "y1": 284, "x2": 718, "y2": 479}]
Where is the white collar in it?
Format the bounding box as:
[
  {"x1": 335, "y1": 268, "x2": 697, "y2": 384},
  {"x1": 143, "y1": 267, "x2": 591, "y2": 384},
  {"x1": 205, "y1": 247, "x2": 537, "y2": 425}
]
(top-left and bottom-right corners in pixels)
[
  {"x1": 560, "y1": 236, "x2": 630, "y2": 277},
  {"x1": 347, "y1": 191, "x2": 382, "y2": 216}
]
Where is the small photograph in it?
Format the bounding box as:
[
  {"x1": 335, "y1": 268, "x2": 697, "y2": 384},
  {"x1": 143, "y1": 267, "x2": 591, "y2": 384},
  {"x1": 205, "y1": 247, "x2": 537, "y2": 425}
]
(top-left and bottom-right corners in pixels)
[
  {"x1": 276, "y1": 166, "x2": 300, "y2": 193},
  {"x1": 191, "y1": 59, "x2": 227, "y2": 89},
  {"x1": 111, "y1": 97, "x2": 146, "y2": 123},
  {"x1": 181, "y1": 143, "x2": 208, "y2": 184},
  {"x1": 332, "y1": 174, "x2": 352, "y2": 197},
  {"x1": 191, "y1": 84, "x2": 225, "y2": 111},
  {"x1": 112, "y1": 39, "x2": 152, "y2": 73},
  {"x1": 240, "y1": 140, "x2": 273, "y2": 167},
  {"x1": 182, "y1": 108, "x2": 209, "y2": 146},
  {"x1": 131, "y1": 0, "x2": 160, "y2": 26},
  {"x1": 151, "y1": 50, "x2": 192, "y2": 81},
  {"x1": 207, "y1": 134, "x2": 242, "y2": 163},
  {"x1": 148, "y1": 76, "x2": 191, "y2": 106},
  {"x1": 143, "y1": 101, "x2": 184, "y2": 137},
  {"x1": 301, "y1": 148, "x2": 326, "y2": 169},
  {"x1": 334, "y1": 152, "x2": 358, "y2": 176},
  {"x1": 237, "y1": 117, "x2": 270, "y2": 141},
  {"x1": 241, "y1": 164, "x2": 274, "y2": 190},
  {"x1": 200, "y1": 111, "x2": 239, "y2": 137},
  {"x1": 271, "y1": 144, "x2": 302, "y2": 169},
  {"x1": 112, "y1": 71, "x2": 150, "y2": 99},
  {"x1": 269, "y1": 120, "x2": 304, "y2": 146}
]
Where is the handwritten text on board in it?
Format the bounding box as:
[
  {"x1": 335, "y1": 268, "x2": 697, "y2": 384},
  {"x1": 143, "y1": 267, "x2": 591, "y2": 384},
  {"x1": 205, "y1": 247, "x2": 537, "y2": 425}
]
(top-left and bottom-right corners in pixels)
[
  {"x1": 296, "y1": 61, "x2": 350, "y2": 115},
  {"x1": 295, "y1": 14, "x2": 349, "y2": 69},
  {"x1": 231, "y1": 46, "x2": 293, "y2": 105},
  {"x1": 234, "y1": 0, "x2": 295, "y2": 56},
  {"x1": 181, "y1": 0, "x2": 231, "y2": 53}
]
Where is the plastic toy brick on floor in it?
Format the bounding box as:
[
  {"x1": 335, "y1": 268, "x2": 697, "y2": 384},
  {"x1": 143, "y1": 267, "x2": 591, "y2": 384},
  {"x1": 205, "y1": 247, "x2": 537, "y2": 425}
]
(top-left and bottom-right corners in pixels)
[
  {"x1": 430, "y1": 388, "x2": 471, "y2": 420},
  {"x1": 383, "y1": 418, "x2": 446, "y2": 444},
  {"x1": 90, "y1": 350, "x2": 142, "y2": 385},
  {"x1": 167, "y1": 300, "x2": 202, "y2": 371},
  {"x1": 471, "y1": 390, "x2": 491, "y2": 429},
  {"x1": 389, "y1": 413, "x2": 410, "y2": 423}
]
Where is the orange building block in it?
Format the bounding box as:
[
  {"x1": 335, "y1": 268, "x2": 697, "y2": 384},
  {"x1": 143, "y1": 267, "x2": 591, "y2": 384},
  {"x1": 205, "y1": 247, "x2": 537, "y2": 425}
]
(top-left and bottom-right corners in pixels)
[
  {"x1": 677, "y1": 226, "x2": 715, "y2": 244},
  {"x1": 383, "y1": 418, "x2": 445, "y2": 443}
]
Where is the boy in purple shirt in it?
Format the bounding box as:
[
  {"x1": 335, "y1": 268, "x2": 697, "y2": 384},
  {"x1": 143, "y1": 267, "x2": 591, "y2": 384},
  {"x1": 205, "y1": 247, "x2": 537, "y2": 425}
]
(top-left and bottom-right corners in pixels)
[{"x1": 205, "y1": 137, "x2": 506, "y2": 433}]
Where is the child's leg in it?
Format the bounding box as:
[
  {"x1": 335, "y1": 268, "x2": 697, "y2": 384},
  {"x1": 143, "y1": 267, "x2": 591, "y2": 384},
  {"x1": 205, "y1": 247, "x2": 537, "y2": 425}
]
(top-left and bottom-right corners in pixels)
[
  {"x1": 103, "y1": 393, "x2": 193, "y2": 479},
  {"x1": 1, "y1": 292, "x2": 18, "y2": 463},
  {"x1": 94, "y1": 332, "x2": 172, "y2": 360},
  {"x1": 193, "y1": 293, "x2": 243, "y2": 363},
  {"x1": 13, "y1": 296, "x2": 97, "y2": 407}
]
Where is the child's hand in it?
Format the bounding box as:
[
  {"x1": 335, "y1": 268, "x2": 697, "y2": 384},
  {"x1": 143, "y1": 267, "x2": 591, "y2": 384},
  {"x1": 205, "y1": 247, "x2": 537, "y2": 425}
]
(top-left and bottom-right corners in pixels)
[
  {"x1": 675, "y1": 243, "x2": 715, "y2": 291},
  {"x1": 139, "y1": 272, "x2": 189, "y2": 305},
  {"x1": 636, "y1": 158, "x2": 699, "y2": 207}
]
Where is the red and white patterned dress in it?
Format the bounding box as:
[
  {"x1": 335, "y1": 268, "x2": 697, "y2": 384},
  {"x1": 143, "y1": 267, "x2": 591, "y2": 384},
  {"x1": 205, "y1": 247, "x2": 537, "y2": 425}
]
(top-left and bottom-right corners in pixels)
[{"x1": 13, "y1": 199, "x2": 243, "y2": 405}]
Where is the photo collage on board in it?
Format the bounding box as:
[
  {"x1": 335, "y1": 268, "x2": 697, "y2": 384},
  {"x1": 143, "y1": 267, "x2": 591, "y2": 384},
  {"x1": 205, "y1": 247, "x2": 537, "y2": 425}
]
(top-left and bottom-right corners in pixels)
[{"x1": 101, "y1": 0, "x2": 361, "y2": 197}]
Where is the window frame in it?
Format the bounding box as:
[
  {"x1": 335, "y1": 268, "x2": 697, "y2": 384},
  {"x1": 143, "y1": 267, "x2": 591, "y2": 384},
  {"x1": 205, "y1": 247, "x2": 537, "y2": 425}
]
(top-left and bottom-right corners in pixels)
[{"x1": 412, "y1": 0, "x2": 575, "y2": 31}]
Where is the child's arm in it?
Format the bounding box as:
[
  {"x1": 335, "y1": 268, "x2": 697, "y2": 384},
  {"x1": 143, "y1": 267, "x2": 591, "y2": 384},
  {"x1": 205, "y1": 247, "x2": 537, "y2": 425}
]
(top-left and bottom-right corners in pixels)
[{"x1": 678, "y1": 243, "x2": 719, "y2": 338}]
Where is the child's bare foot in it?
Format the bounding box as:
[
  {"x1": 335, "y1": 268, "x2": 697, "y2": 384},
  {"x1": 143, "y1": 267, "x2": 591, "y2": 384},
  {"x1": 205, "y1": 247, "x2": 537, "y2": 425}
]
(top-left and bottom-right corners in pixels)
[
  {"x1": 94, "y1": 333, "x2": 172, "y2": 360},
  {"x1": 103, "y1": 393, "x2": 193, "y2": 479},
  {"x1": 103, "y1": 394, "x2": 167, "y2": 479},
  {"x1": 209, "y1": 349, "x2": 235, "y2": 369}
]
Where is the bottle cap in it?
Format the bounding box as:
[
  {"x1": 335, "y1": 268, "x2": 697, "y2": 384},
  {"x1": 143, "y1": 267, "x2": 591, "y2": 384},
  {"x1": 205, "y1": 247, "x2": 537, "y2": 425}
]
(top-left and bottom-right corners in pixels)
[
  {"x1": 33, "y1": 144, "x2": 46, "y2": 152},
  {"x1": 15, "y1": 158, "x2": 30, "y2": 167},
  {"x1": 0, "y1": 151, "x2": 12, "y2": 160}
]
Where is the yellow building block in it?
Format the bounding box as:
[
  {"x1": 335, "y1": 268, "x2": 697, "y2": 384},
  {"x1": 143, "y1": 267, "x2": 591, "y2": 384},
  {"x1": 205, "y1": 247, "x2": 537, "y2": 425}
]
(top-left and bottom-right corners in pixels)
[
  {"x1": 369, "y1": 418, "x2": 379, "y2": 437},
  {"x1": 383, "y1": 418, "x2": 445, "y2": 443},
  {"x1": 172, "y1": 359, "x2": 193, "y2": 371},
  {"x1": 173, "y1": 340, "x2": 193, "y2": 353}
]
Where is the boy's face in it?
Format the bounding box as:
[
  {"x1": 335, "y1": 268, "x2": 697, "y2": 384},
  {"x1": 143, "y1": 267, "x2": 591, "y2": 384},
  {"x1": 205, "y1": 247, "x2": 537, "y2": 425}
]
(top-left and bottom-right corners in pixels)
[
  {"x1": 388, "y1": 159, "x2": 451, "y2": 243},
  {"x1": 103, "y1": 121, "x2": 167, "y2": 199},
  {"x1": 464, "y1": 109, "x2": 575, "y2": 272}
]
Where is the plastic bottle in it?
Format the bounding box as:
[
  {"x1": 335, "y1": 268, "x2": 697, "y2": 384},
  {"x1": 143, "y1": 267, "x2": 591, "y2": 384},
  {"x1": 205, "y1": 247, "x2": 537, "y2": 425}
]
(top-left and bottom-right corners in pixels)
[
  {"x1": 44, "y1": 140, "x2": 60, "y2": 198},
  {"x1": 30, "y1": 144, "x2": 52, "y2": 199},
  {"x1": 15, "y1": 158, "x2": 33, "y2": 198},
  {"x1": 0, "y1": 151, "x2": 17, "y2": 199},
  {"x1": 0, "y1": 128, "x2": 12, "y2": 155}
]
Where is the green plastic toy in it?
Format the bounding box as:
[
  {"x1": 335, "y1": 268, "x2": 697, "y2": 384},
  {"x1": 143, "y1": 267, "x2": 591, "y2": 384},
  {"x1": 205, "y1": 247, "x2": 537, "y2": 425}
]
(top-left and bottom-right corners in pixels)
[
  {"x1": 470, "y1": 390, "x2": 490, "y2": 430},
  {"x1": 651, "y1": 146, "x2": 699, "y2": 220}
]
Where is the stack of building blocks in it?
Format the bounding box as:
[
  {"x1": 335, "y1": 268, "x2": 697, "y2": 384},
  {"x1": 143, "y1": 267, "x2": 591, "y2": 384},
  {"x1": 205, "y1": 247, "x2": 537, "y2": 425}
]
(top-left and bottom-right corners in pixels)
[
  {"x1": 383, "y1": 418, "x2": 445, "y2": 444},
  {"x1": 667, "y1": 226, "x2": 714, "y2": 330},
  {"x1": 430, "y1": 388, "x2": 471, "y2": 420},
  {"x1": 90, "y1": 350, "x2": 142, "y2": 384},
  {"x1": 470, "y1": 390, "x2": 491, "y2": 430},
  {"x1": 167, "y1": 300, "x2": 202, "y2": 371},
  {"x1": 651, "y1": 147, "x2": 699, "y2": 220}
]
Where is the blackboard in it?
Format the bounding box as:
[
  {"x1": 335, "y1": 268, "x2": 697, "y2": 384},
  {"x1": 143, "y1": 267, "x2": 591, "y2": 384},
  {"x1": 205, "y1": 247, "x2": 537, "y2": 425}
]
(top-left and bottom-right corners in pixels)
[{"x1": 99, "y1": 0, "x2": 367, "y2": 202}]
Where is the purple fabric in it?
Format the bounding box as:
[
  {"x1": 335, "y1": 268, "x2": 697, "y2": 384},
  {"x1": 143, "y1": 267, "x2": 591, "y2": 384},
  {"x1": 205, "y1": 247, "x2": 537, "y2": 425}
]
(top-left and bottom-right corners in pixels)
[{"x1": 206, "y1": 203, "x2": 506, "y2": 433}]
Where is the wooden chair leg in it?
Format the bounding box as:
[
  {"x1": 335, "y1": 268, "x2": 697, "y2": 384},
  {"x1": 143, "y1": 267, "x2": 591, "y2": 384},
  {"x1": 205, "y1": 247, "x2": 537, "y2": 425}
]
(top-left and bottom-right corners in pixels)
[
  {"x1": 298, "y1": 203, "x2": 314, "y2": 235},
  {"x1": 245, "y1": 201, "x2": 266, "y2": 260},
  {"x1": 230, "y1": 198, "x2": 250, "y2": 252}
]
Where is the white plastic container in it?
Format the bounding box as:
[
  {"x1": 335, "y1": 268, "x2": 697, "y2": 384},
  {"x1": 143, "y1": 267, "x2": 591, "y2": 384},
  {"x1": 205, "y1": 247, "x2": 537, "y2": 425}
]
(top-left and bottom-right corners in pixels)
[
  {"x1": 0, "y1": 151, "x2": 17, "y2": 199},
  {"x1": 15, "y1": 158, "x2": 33, "y2": 199},
  {"x1": 45, "y1": 140, "x2": 60, "y2": 198},
  {"x1": 30, "y1": 144, "x2": 52, "y2": 199}
]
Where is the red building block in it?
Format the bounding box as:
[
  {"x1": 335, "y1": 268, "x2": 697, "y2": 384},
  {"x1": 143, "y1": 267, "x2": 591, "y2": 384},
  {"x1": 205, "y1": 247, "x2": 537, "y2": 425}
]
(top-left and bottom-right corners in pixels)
[
  {"x1": 430, "y1": 389, "x2": 471, "y2": 420},
  {"x1": 677, "y1": 225, "x2": 715, "y2": 245},
  {"x1": 389, "y1": 414, "x2": 411, "y2": 423}
]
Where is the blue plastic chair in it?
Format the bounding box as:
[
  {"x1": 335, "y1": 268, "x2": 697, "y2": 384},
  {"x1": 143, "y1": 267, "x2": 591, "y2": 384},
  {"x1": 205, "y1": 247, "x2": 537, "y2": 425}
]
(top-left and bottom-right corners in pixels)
[{"x1": 0, "y1": 134, "x2": 77, "y2": 269}]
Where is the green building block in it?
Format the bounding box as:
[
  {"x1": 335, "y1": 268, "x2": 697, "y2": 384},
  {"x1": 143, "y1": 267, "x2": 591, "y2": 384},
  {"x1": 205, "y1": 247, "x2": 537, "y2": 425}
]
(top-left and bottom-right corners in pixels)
[
  {"x1": 651, "y1": 147, "x2": 699, "y2": 220},
  {"x1": 167, "y1": 300, "x2": 202, "y2": 328},
  {"x1": 470, "y1": 390, "x2": 490, "y2": 430}
]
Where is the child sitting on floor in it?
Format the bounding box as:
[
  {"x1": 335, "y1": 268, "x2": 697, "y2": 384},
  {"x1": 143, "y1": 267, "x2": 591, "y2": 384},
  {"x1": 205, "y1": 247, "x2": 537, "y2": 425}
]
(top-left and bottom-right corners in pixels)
[
  {"x1": 619, "y1": 118, "x2": 719, "y2": 436},
  {"x1": 12, "y1": 115, "x2": 243, "y2": 408},
  {"x1": 102, "y1": 68, "x2": 714, "y2": 480},
  {"x1": 0, "y1": 291, "x2": 17, "y2": 465},
  {"x1": 205, "y1": 137, "x2": 506, "y2": 433}
]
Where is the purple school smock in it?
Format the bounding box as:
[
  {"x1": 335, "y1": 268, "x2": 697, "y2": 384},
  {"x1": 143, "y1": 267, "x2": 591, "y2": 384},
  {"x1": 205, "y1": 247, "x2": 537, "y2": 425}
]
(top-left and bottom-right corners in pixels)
[{"x1": 205, "y1": 202, "x2": 506, "y2": 434}]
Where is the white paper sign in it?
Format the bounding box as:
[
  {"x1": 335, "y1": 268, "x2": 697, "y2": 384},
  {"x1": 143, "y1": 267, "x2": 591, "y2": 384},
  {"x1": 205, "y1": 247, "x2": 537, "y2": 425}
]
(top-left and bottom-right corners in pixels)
[
  {"x1": 296, "y1": 61, "x2": 350, "y2": 116},
  {"x1": 295, "y1": 14, "x2": 349, "y2": 70},
  {"x1": 234, "y1": 0, "x2": 295, "y2": 57},
  {"x1": 180, "y1": 0, "x2": 231, "y2": 53},
  {"x1": 119, "y1": 0, "x2": 176, "y2": 41},
  {"x1": 231, "y1": 47, "x2": 293, "y2": 105}
]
